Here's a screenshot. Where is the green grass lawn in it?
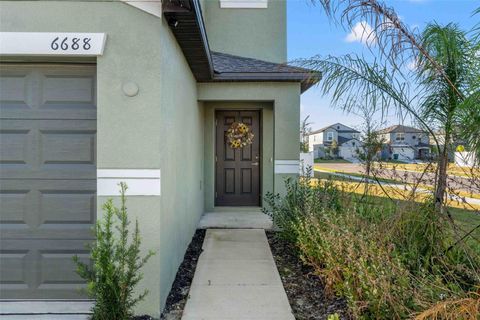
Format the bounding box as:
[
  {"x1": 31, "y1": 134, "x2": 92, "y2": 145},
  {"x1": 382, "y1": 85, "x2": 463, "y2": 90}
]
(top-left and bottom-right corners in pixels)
[
  {"x1": 314, "y1": 158, "x2": 351, "y2": 163},
  {"x1": 448, "y1": 207, "x2": 480, "y2": 240}
]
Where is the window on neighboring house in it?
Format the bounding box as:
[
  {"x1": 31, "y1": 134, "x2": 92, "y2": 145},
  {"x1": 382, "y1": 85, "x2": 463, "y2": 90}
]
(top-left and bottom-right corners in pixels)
[
  {"x1": 337, "y1": 125, "x2": 340, "y2": 129},
  {"x1": 327, "y1": 132, "x2": 334, "y2": 141},
  {"x1": 396, "y1": 132, "x2": 405, "y2": 141},
  {"x1": 313, "y1": 135, "x2": 317, "y2": 142},
  {"x1": 352, "y1": 142, "x2": 356, "y2": 147},
  {"x1": 412, "y1": 135, "x2": 416, "y2": 139},
  {"x1": 220, "y1": 0, "x2": 268, "y2": 8}
]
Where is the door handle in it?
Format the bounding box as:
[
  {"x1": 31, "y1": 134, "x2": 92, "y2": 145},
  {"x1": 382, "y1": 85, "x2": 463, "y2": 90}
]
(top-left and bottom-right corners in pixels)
[{"x1": 251, "y1": 162, "x2": 259, "y2": 166}]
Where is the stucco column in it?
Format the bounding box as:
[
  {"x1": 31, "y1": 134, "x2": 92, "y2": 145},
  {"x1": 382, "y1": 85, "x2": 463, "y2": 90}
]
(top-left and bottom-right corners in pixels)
[{"x1": 273, "y1": 86, "x2": 301, "y2": 196}]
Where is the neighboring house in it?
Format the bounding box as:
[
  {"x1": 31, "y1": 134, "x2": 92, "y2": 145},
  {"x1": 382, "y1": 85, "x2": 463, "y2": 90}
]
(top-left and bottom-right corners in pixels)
[
  {"x1": 377, "y1": 125, "x2": 431, "y2": 162},
  {"x1": 308, "y1": 123, "x2": 361, "y2": 160},
  {"x1": 0, "y1": 0, "x2": 317, "y2": 317},
  {"x1": 430, "y1": 131, "x2": 464, "y2": 161}
]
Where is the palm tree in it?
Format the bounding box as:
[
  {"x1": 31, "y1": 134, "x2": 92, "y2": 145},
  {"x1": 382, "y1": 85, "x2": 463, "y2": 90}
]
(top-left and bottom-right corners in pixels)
[
  {"x1": 299, "y1": 0, "x2": 479, "y2": 212},
  {"x1": 417, "y1": 23, "x2": 479, "y2": 211}
]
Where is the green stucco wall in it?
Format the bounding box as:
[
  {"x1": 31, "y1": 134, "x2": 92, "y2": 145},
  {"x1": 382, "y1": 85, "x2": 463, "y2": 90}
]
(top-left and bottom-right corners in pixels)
[
  {"x1": 158, "y1": 17, "x2": 205, "y2": 311},
  {"x1": 0, "y1": 2, "x2": 203, "y2": 317},
  {"x1": 201, "y1": 0, "x2": 287, "y2": 63}
]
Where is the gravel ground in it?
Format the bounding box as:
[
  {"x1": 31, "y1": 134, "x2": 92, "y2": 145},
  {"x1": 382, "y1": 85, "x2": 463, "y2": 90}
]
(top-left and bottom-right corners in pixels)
[
  {"x1": 267, "y1": 231, "x2": 351, "y2": 320},
  {"x1": 160, "y1": 229, "x2": 206, "y2": 320}
]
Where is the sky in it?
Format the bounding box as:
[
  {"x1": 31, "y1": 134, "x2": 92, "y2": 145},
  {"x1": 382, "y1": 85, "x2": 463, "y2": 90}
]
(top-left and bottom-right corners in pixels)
[{"x1": 287, "y1": 0, "x2": 479, "y2": 132}]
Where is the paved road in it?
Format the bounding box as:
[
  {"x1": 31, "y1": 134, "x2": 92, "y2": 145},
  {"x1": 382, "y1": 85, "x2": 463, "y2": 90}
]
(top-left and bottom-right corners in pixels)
[
  {"x1": 314, "y1": 163, "x2": 480, "y2": 194},
  {"x1": 315, "y1": 167, "x2": 480, "y2": 209}
]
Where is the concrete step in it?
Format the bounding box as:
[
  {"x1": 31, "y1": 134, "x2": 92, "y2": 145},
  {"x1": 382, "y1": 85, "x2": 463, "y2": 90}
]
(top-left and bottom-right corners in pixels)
[{"x1": 198, "y1": 211, "x2": 273, "y2": 229}]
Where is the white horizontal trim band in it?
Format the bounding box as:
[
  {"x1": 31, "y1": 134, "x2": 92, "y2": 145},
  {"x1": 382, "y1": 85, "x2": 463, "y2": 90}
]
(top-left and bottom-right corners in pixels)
[
  {"x1": 0, "y1": 32, "x2": 107, "y2": 56},
  {"x1": 97, "y1": 169, "x2": 161, "y2": 178},
  {"x1": 220, "y1": 0, "x2": 268, "y2": 8},
  {"x1": 97, "y1": 169, "x2": 161, "y2": 196},
  {"x1": 275, "y1": 160, "x2": 300, "y2": 165},
  {"x1": 274, "y1": 160, "x2": 300, "y2": 174}
]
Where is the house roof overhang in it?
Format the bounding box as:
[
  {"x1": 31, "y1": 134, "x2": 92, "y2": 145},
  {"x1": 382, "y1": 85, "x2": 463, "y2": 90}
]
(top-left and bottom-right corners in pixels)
[
  {"x1": 163, "y1": 0, "x2": 214, "y2": 81},
  {"x1": 162, "y1": 0, "x2": 319, "y2": 92}
]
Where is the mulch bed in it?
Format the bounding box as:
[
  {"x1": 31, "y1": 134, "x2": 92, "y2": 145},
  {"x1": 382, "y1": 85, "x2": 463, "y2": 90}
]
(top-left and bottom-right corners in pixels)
[
  {"x1": 267, "y1": 231, "x2": 351, "y2": 320},
  {"x1": 160, "y1": 229, "x2": 206, "y2": 320}
]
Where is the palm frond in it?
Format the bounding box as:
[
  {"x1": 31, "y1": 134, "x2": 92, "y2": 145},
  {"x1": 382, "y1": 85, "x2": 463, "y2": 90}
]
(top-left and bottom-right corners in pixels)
[{"x1": 296, "y1": 54, "x2": 440, "y2": 146}]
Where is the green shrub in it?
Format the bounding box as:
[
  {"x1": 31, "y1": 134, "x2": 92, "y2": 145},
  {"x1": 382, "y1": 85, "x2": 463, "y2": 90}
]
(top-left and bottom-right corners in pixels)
[
  {"x1": 327, "y1": 313, "x2": 340, "y2": 320},
  {"x1": 264, "y1": 175, "x2": 480, "y2": 319},
  {"x1": 73, "y1": 183, "x2": 155, "y2": 320},
  {"x1": 263, "y1": 168, "x2": 342, "y2": 243},
  {"x1": 295, "y1": 211, "x2": 415, "y2": 319}
]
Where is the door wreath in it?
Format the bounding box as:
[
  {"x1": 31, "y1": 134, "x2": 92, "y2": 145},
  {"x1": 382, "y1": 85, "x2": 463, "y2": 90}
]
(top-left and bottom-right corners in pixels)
[{"x1": 226, "y1": 122, "x2": 254, "y2": 149}]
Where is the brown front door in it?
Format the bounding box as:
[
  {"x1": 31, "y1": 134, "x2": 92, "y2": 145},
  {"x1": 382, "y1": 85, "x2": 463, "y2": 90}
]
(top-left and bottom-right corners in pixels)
[{"x1": 215, "y1": 110, "x2": 261, "y2": 206}]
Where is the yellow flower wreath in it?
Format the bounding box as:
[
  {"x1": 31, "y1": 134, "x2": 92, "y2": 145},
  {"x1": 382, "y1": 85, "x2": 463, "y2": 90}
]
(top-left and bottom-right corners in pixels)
[{"x1": 226, "y1": 122, "x2": 254, "y2": 149}]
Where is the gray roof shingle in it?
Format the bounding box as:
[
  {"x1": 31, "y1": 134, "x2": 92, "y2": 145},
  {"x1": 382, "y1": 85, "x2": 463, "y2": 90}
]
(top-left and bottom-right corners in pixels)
[
  {"x1": 212, "y1": 52, "x2": 308, "y2": 74},
  {"x1": 308, "y1": 123, "x2": 360, "y2": 135},
  {"x1": 211, "y1": 51, "x2": 320, "y2": 91},
  {"x1": 377, "y1": 124, "x2": 425, "y2": 134}
]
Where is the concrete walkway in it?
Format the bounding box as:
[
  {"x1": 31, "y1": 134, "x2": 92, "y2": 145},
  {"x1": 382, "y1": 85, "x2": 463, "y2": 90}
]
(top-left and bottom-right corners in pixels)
[{"x1": 181, "y1": 229, "x2": 294, "y2": 320}]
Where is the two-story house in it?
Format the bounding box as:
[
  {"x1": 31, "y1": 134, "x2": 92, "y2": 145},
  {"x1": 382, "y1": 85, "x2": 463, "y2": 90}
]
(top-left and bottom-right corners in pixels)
[
  {"x1": 0, "y1": 0, "x2": 318, "y2": 316},
  {"x1": 308, "y1": 123, "x2": 361, "y2": 160},
  {"x1": 377, "y1": 125, "x2": 431, "y2": 162}
]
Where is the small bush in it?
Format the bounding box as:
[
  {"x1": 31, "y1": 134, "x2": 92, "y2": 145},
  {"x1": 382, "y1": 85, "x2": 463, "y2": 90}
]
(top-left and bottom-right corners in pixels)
[
  {"x1": 74, "y1": 183, "x2": 155, "y2": 320},
  {"x1": 263, "y1": 169, "x2": 342, "y2": 243},
  {"x1": 295, "y1": 210, "x2": 416, "y2": 319}
]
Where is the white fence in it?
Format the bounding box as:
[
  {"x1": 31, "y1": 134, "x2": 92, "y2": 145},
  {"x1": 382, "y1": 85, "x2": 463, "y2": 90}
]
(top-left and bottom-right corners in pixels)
[
  {"x1": 455, "y1": 151, "x2": 478, "y2": 168},
  {"x1": 300, "y1": 152, "x2": 314, "y2": 177}
]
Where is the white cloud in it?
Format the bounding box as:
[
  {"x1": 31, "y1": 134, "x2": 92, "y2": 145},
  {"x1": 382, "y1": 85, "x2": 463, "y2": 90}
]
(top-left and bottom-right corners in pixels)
[{"x1": 345, "y1": 21, "x2": 377, "y2": 46}]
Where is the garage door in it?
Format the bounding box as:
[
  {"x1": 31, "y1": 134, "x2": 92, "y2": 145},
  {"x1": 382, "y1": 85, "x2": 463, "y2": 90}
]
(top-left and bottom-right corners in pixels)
[{"x1": 0, "y1": 64, "x2": 96, "y2": 299}]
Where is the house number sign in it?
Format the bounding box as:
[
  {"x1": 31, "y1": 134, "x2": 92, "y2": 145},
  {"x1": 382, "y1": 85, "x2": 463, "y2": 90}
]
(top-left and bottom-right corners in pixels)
[{"x1": 0, "y1": 32, "x2": 107, "y2": 56}]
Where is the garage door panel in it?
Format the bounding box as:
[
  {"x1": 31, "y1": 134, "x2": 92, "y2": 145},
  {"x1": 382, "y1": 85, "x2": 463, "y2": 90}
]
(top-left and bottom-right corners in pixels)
[
  {"x1": 0, "y1": 119, "x2": 96, "y2": 179},
  {"x1": 0, "y1": 240, "x2": 91, "y2": 299},
  {"x1": 0, "y1": 250, "x2": 29, "y2": 287},
  {"x1": 0, "y1": 190, "x2": 30, "y2": 224},
  {"x1": 0, "y1": 129, "x2": 30, "y2": 165},
  {"x1": 0, "y1": 64, "x2": 96, "y2": 299},
  {"x1": 42, "y1": 75, "x2": 95, "y2": 104},
  {"x1": 1, "y1": 180, "x2": 96, "y2": 240},
  {"x1": 0, "y1": 72, "x2": 32, "y2": 111},
  {"x1": 41, "y1": 191, "x2": 95, "y2": 224},
  {"x1": 41, "y1": 130, "x2": 95, "y2": 165},
  {"x1": 0, "y1": 64, "x2": 96, "y2": 120}
]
